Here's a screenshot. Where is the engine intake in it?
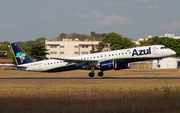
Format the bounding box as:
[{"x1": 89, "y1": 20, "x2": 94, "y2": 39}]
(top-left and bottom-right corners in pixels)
[{"x1": 113, "y1": 60, "x2": 128, "y2": 70}]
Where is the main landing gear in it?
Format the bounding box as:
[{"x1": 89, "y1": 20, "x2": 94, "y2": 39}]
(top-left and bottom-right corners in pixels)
[
  {"x1": 88, "y1": 71, "x2": 104, "y2": 77},
  {"x1": 98, "y1": 71, "x2": 104, "y2": 77},
  {"x1": 88, "y1": 67, "x2": 104, "y2": 77},
  {"x1": 89, "y1": 72, "x2": 94, "y2": 77}
]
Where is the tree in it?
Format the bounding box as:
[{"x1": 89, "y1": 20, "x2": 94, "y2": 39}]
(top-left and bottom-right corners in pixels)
[
  {"x1": 35, "y1": 37, "x2": 46, "y2": 45},
  {"x1": 56, "y1": 33, "x2": 67, "y2": 41},
  {"x1": 25, "y1": 40, "x2": 36, "y2": 47},
  {"x1": 29, "y1": 43, "x2": 48, "y2": 61},
  {"x1": 0, "y1": 41, "x2": 10, "y2": 51},
  {"x1": 123, "y1": 37, "x2": 135, "y2": 48},
  {"x1": 91, "y1": 31, "x2": 96, "y2": 41},
  {"x1": 97, "y1": 32, "x2": 135, "y2": 51},
  {"x1": 0, "y1": 52, "x2": 7, "y2": 59}
]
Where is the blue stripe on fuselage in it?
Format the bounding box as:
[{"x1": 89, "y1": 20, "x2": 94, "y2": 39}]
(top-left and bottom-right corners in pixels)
[
  {"x1": 42, "y1": 57, "x2": 160, "y2": 72},
  {"x1": 43, "y1": 64, "x2": 83, "y2": 72}
]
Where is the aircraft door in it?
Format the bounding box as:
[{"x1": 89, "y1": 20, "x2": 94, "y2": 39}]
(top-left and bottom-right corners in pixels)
[
  {"x1": 152, "y1": 47, "x2": 157, "y2": 55},
  {"x1": 39, "y1": 63, "x2": 43, "y2": 70}
]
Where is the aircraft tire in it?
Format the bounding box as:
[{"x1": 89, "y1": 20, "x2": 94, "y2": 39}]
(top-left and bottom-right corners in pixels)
[
  {"x1": 89, "y1": 72, "x2": 94, "y2": 77},
  {"x1": 98, "y1": 72, "x2": 104, "y2": 77},
  {"x1": 157, "y1": 64, "x2": 161, "y2": 68}
]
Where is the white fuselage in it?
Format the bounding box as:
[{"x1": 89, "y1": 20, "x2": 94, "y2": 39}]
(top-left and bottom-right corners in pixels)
[{"x1": 18, "y1": 45, "x2": 176, "y2": 72}]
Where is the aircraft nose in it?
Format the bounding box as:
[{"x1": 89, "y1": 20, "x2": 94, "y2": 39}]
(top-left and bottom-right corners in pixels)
[{"x1": 170, "y1": 50, "x2": 176, "y2": 55}]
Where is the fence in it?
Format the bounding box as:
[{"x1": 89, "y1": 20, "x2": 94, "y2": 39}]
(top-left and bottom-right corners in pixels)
[
  {"x1": 129, "y1": 62, "x2": 153, "y2": 69},
  {"x1": 0, "y1": 65, "x2": 11, "y2": 70}
]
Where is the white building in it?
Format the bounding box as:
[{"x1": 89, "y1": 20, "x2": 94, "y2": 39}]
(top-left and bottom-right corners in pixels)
[
  {"x1": 159, "y1": 32, "x2": 180, "y2": 39},
  {"x1": 45, "y1": 39, "x2": 104, "y2": 59},
  {"x1": 153, "y1": 57, "x2": 180, "y2": 69},
  {"x1": 132, "y1": 35, "x2": 152, "y2": 47}
]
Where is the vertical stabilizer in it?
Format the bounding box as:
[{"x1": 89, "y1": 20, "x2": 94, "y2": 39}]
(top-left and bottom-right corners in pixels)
[{"x1": 10, "y1": 43, "x2": 34, "y2": 65}]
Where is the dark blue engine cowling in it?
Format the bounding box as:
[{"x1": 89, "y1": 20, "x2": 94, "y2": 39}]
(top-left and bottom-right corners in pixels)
[
  {"x1": 100, "y1": 59, "x2": 128, "y2": 71},
  {"x1": 99, "y1": 60, "x2": 114, "y2": 70}
]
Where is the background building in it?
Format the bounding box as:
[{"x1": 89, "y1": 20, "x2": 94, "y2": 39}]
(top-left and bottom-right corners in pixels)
[
  {"x1": 159, "y1": 32, "x2": 180, "y2": 39},
  {"x1": 153, "y1": 57, "x2": 180, "y2": 69},
  {"x1": 45, "y1": 39, "x2": 101, "y2": 59}
]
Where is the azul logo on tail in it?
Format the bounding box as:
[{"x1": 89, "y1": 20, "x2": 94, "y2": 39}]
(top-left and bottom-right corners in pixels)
[
  {"x1": 16, "y1": 52, "x2": 26, "y2": 63},
  {"x1": 132, "y1": 47, "x2": 151, "y2": 56}
]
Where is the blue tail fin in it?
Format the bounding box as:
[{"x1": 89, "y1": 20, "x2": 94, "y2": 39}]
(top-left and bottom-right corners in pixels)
[{"x1": 10, "y1": 43, "x2": 34, "y2": 65}]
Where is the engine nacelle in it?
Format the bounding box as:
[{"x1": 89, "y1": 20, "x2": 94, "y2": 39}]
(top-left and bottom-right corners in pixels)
[
  {"x1": 99, "y1": 60, "x2": 114, "y2": 70},
  {"x1": 99, "y1": 60, "x2": 129, "y2": 71},
  {"x1": 113, "y1": 60, "x2": 128, "y2": 70}
]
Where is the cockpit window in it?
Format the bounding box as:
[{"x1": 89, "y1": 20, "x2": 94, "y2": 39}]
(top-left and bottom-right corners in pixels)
[{"x1": 161, "y1": 46, "x2": 168, "y2": 49}]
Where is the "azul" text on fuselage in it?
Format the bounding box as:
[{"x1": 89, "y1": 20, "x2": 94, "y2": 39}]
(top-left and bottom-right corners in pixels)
[{"x1": 132, "y1": 47, "x2": 151, "y2": 56}]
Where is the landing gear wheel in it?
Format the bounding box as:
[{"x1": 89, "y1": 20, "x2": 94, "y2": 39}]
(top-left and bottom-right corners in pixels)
[
  {"x1": 89, "y1": 72, "x2": 94, "y2": 77},
  {"x1": 157, "y1": 64, "x2": 161, "y2": 68},
  {"x1": 98, "y1": 72, "x2": 104, "y2": 77}
]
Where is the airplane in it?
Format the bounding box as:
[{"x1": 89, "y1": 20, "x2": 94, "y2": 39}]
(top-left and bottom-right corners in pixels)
[{"x1": 10, "y1": 43, "x2": 176, "y2": 77}]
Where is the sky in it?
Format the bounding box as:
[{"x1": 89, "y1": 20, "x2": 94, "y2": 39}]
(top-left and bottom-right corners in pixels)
[{"x1": 1, "y1": 0, "x2": 180, "y2": 42}]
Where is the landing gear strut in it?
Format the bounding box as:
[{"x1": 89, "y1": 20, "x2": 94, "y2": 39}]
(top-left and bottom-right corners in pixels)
[
  {"x1": 157, "y1": 59, "x2": 161, "y2": 68},
  {"x1": 98, "y1": 71, "x2": 104, "y2": 77},
  {"x1": 89, "y1": 67, "x2": 95, "y2": 77}
]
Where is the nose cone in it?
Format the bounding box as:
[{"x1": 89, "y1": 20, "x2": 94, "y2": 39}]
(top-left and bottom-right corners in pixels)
[{"x1": 170, "y1": 50, "x2": 176, "y2": 56}]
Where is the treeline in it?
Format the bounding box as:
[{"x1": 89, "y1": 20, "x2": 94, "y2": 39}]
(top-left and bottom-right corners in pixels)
[
  {"x1": 140, "y1": 36, "x2": 180, "y2": 57},
  {"x1": 0, "y1": 37, "x2": 48, "y2": 61},
  {"x1": 0, "y1": 41, "x2": 12, "y2": 59},
  {"x1": 50, "y1": 31, "x2": 107, "y2": 41},
  {"x1": 1, "y1": 32, "x2": 180, "y2": 61},
  {"x1": 96, "y1": 32, "x2": 135, "y2": 52}
]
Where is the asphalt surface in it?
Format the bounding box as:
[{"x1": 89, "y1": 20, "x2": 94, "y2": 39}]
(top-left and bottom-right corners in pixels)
[{"x1": 0, "y1": 77, "x2": 180, "y2": 80}]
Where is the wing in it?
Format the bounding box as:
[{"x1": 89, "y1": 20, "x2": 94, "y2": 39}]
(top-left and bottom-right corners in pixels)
[{"x1": 56, "y1": 58, "x2": 99, "y2": 68}]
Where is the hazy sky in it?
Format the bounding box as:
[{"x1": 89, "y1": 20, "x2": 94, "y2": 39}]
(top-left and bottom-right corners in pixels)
[{"x1": 1, "y1": 0, "x2": 180, "y2": 42}]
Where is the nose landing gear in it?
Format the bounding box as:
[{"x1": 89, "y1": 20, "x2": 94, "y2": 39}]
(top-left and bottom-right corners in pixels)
[{"x1": 157, "y1": 59, "x2": 161, "y2": 68}]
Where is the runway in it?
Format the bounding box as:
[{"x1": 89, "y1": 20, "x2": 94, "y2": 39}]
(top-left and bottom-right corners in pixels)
[{"x1": 0, "y1": 77, "x2": 180, "y2": 80}]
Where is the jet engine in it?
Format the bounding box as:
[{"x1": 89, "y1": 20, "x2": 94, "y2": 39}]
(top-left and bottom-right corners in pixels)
[
  {"x1": 99, "y1": 60, "x2": 129, "y2": 71},
  {"x1": 113, "y1": 60, "x2": 128, "y2": 70}
]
